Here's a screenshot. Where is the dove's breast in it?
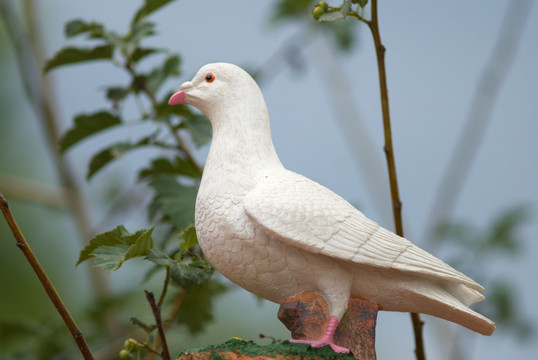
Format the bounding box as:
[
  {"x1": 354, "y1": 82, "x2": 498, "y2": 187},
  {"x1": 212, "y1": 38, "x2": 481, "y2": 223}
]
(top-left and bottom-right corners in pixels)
[{"x1": 195, "y1": 190, "x2": 336, "y2": 304}]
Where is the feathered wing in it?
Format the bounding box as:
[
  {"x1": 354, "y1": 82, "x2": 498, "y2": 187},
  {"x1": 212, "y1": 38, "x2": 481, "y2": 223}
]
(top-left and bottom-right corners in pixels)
[
  {"x1": 244, "y1": 169, "x2": 478, "y2": 288},
  {"x1": 244, "y1": 169, "x2": 495, "y2": 335}
]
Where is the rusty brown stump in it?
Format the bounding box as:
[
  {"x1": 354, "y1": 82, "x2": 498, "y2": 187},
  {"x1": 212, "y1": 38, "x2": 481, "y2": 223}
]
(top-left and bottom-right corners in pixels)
[{"x1": 278, "y1": 291, "x2": 378, "y2": 360}]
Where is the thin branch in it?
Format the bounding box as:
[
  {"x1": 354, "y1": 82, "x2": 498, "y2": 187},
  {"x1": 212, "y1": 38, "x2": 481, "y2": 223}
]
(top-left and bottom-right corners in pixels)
[
  {"x1": 126, "y1": 64, "x2": 204, "y2": 176},
  {"x1": 144, "y1": 290, "x2": 171, "y2": 360},
  {"x1": 0, "y1": 193, "x2": 95, "y2": 360},
  {"x1": 366, "y1": 1, "x2": 426, "y2": 359}
]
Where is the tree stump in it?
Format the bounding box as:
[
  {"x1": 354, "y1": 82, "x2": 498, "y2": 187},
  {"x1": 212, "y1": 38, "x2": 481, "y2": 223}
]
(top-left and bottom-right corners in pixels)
[
  {"x1": 177, "y1": 338, "x2": 356, "y2": 359},
  {"x1": 277, "y1": 292, "x2": 378, "y2": 360}
]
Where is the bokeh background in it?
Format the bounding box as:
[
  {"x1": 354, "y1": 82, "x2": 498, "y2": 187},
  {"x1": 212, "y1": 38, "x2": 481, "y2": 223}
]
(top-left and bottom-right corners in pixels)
[{"x1": 1, "y1": 0, "x2": 536, "y2": 359}]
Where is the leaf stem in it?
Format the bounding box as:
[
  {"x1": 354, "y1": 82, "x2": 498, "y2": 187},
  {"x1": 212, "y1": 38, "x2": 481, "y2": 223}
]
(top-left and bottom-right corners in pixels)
[
  {"x1": 365, "y1": 1, "x2": 426, "y2": 359},
  {"x1": 0, "y1": 193, "x2": 95, "y2": 360},
  {"x1": 144, "y1": 290, "x2": 171, "y2": 360}
]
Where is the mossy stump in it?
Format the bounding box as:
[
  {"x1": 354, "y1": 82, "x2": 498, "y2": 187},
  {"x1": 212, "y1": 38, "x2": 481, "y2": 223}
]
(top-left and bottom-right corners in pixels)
[
  {"x1": 177, "y1": 338, "x2": 357, "y2": 360},
  {"x1": 277, "y1": 292, "x2": 378, "y2": 360}
]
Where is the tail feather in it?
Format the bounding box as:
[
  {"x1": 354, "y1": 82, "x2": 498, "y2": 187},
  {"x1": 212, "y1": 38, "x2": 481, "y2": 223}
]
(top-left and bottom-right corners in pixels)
[{"x1": 380, "y1": 277, "x2": 495, "y2": 335}]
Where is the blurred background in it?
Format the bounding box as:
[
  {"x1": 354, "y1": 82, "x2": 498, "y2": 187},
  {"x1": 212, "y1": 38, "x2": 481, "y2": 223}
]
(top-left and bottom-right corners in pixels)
[{"x1": 0, "y1": 0, "x2": 536, "y2": 359}]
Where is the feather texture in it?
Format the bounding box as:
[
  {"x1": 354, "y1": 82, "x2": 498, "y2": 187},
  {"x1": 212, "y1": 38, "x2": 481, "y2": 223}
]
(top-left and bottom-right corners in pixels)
[{"x1": 170, "y1": 62, "x2": 495, "y2": 339}]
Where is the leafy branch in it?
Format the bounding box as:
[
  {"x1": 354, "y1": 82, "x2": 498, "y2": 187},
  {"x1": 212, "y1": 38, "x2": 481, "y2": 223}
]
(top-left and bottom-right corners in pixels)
[
  {"x1": 311, "y1": 1, "x2": 426, "y2": 359},
  {"x1": 40, "y1": 0, "x2": 222, "y2": 358}
]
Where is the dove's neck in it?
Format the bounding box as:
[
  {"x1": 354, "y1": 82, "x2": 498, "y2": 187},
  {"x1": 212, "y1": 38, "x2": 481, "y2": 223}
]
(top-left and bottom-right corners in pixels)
[{"x1": 203, "y1": 98, "x2": 283, "y2": 185}]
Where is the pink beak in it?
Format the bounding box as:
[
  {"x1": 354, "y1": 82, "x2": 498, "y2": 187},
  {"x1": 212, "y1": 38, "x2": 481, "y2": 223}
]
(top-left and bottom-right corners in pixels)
[{"x1": 168, "y1": 90, "x2": 185, "y2": 105}]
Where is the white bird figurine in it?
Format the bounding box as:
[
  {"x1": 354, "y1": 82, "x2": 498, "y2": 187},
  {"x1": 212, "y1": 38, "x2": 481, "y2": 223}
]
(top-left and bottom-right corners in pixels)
[{"x1": 168, "y1": 63, "x2": 495, "y2": 353}]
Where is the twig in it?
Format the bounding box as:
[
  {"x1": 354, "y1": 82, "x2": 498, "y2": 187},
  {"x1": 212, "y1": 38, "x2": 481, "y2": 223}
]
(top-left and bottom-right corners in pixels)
[
  {"x1": 364, "y1": 1, "x2": 426, "y2": 359},
  {"x1": 144, "y1": 290, "x2": 171, "y2": 360},
  {"x1": 0, "y1": 193, "x2": 94, "y2": 360}
]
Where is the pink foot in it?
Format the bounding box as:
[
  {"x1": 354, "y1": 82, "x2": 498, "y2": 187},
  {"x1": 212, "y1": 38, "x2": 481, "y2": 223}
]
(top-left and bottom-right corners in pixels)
[
  {"x1": 291, "y1": 338, "x2": 350, "y2": 353},
  {"x1": 290, "y1": 316, "x2": 350, "y2": 354}
]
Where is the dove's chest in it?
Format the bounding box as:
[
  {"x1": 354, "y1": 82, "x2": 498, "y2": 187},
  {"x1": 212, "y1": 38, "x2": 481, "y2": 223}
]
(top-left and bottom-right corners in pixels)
[{"x1": 194, "y1": 184, "x2": 319, "y2": 303}]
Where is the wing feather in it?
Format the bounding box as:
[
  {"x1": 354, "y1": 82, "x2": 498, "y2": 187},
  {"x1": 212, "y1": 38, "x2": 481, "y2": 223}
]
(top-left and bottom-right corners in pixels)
[{"x1": 243, "y1": 169, "x2": 482, "y2": 290}]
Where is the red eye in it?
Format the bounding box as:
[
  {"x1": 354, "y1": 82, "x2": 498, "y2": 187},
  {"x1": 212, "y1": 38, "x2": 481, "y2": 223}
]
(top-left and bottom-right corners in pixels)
[{"x1": 205, "y1": 72, "x2": 215, "y2": 83}]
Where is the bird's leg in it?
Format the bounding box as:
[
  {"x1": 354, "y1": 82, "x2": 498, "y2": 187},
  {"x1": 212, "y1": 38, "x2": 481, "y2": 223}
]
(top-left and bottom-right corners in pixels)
[{"x1": 290, "y1": 316, "x2": 350, "y2": 353}]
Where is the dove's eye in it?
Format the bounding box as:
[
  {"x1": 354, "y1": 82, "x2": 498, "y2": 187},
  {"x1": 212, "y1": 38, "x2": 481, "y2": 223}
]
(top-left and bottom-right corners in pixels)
[{"x1": 205, "y1": 72, "x2": 215, "y2": 83}]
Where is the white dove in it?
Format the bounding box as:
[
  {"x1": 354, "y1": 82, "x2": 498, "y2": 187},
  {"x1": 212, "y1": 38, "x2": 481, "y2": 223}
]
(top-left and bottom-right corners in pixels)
[{"x1": 168, "y1": 62, "x2": 495, "y2": 353}]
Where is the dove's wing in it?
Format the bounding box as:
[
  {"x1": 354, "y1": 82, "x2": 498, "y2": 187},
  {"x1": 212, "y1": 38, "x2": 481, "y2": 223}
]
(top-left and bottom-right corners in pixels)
[{"x1": 244, "y1": 169, "x2": 482, "y2": 291}]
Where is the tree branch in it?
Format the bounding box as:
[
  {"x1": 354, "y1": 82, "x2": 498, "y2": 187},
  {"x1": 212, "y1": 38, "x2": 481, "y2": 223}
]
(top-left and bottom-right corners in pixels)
[
  {"x1": 145, "y1": 290, "x2": 171, "y2": 360},
  {"x1": 0, "y1": 193, "x2": 94, "y2": 360},
  {"x1": 366, "y1": 1, "x2": 426, "y2": 359}
]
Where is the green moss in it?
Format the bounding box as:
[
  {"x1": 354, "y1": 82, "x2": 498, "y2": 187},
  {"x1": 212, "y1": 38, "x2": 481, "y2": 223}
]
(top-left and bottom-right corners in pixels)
[{"x1": 180, "y1": 338, "x2": 356, "y2": 359}]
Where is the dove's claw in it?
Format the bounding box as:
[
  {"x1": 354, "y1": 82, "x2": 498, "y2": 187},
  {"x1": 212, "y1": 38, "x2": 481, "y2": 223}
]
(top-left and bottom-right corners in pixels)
[
  {"x1": 290, "y1": 316, "x2": 350, "y2": 353},
  {"x1": 291, "y1": 338, "x2": 350, "y2": 353}
]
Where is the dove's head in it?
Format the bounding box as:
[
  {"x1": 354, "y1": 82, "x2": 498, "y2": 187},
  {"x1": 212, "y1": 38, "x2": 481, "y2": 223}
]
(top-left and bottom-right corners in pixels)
[{"x1": 168, "y1": 63, "x2": 267, "y2": 124}]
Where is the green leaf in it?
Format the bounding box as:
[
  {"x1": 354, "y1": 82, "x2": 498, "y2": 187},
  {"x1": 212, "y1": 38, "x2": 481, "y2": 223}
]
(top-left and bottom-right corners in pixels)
[
  {"x1": 484, "y1": 206, "x2": 529, "y2": 254},
  {"x1": 148, "y1": 176, "x2": 198, "y2": 230},
  {"x1": 60, "y1": 111, "x2": 122, "y2": 153},
  {"x1": 122, "y1": 226, "x2": 155, "y2": 263},
  {"x1": 106, "y1": 86, "x2": 131, "y2": 102},
  {"x1": 131, "y1": 47, "x2": 162, "y2": 63},
  {"x1": 123, "y1": 22, "x2": 156, "y2": 59},
  {"x1": 64, "y1": 19, "x2": 106, "y2": 39},
  {"x1": 170, "y1": 262, "x2": 210, "y2": 288},
  {"x1": 44, "y1": 45, "x2": 114, "y2": 72},
  {"x1": 184, "y1": 114, "x2": 212, "y2": 147},
  {"x1": 92, "y1": 245, "x2": 130, "y2": 273},
  {"x1": 132, "y1": 0, "x2": 176, "y2": 25},
  {"x1": 146, "y1": 249, "x2": 174, "y2": 266},
  {"x1": 77, "y1": 225, "x2": 130, "y2": 265},
  {"x1": 179, "y1": 225, "x2": 198, "y2": 250},
  {"x1": 271, "y1": 0, "x2": 315, "y2": 21},
  {"x1": 138, "y1": 156, "x2": 200, "y2": 180},
  {"x1": 175, "y1": 280, "x2": 227, "y2": 334},
  {"x1": 87, "y1": 135, "x2": 155, "y2": 179},
  {"x1": 77, "y1": 225, "x2": 154, "y2": 268}
]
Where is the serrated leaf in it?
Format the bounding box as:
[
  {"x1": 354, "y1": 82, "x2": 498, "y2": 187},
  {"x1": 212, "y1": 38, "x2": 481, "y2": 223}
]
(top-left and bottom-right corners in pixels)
[
  {"x1": 175, "y1": 280, "x2": 227, "y2": 334},
  {"x1": 180, "y1": 225, "x2": 198, "y2": 250},
  {"x1": 146, "y1": 249, "x2": 174, "y2": 266},
  {"x1": 148, "y1": 176, "x2": 198, "y2": 230},
  {"x1": 44, "y1": 45, "x2": 113, "y2": 72},
  {"x1": 77, "y1": 225, "x2": 154, "y2": 267},
  {"x1": 138, "y1": 156, "x2": 200, "y2": 180},
  {"x1": 64, "y1": 19, "x2": 105, "y2": 39},
  {"x1": 77, "y1": 225, "x2": 130, "y2": 265},
  {"x1": 184, "y1": 114, "x2": 212, "y2": 147},
  {"x1": 170, "y1": 263, "x2": 208, "y2": 288},
  {"x1": 92, "y1": 245, "x2": 130, "y2": 273},
  {"x1": 132, "y1": 0, "x2": 176, "y2": 25},
  {"x1": 122, "y1": 226, "x2": 155, "y2": 263},
  {"x1": 60, "y1": 111, "x2": 121, "y2": 153}
]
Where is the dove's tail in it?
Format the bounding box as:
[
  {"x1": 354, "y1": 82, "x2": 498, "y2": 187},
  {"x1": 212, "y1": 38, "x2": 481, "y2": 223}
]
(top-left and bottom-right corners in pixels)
[{"x1": 378, "y1": 277, "x2": 495, "y2": 335}]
